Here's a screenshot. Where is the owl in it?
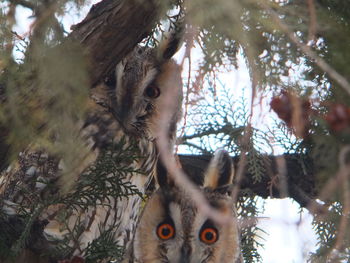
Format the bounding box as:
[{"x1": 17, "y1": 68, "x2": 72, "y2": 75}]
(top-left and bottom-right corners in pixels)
[
  {"x1": 0, "y1": 32, "x2": 183, "y2": 262},
  {"x1": 125, "y1": 149, "x2": 241, "y2": 263},
  {"x1": 63, "y1": 37, "x2": 183, "y2": 253}
]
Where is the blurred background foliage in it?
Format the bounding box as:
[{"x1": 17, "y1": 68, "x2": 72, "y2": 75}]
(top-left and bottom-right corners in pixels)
[{"x1": 0, "y1": 0, "x2": 350, "y2": 262}]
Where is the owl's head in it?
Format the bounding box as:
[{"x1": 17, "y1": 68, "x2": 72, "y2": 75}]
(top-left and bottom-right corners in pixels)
[
  {"x1": 131, "y1": 150, "x2": 240, "y2": 263},
  {"x1": 112, "y1": 34, "x2": 183, "y2": 140}
]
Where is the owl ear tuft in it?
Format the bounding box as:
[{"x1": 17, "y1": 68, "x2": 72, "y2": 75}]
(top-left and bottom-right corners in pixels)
[
  {"x1": 203, "y1": 149, "x2": 234, "y2": 189},
  {"x1": 158, "y1": 23, "x2": 184, "y2": 61},
  {"x1": 156, "y1": 158, "x2": 175, "y2": 189}
]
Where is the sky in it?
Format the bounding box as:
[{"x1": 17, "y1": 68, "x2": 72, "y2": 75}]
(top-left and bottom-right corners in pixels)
[{"x1": 10, "y1": 1, "x2": 318, "y2": 262}]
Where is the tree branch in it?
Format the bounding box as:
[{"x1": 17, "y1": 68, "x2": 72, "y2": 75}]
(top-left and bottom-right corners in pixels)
[
  {"x1": 178, "y1": 153, "x2": 317, "y2": 208},
  {"x1": 69, "y1": 0, "x2": 166, "y2": 86}
]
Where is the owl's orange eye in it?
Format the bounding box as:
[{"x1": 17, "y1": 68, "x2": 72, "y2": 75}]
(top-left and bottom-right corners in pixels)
[
  {"x1": 145, "y1": 86, "x2": 160, "y2": 98},
  {"x1": 200, "y1": 227, "x2": 218, "y2": 244},
  {"x1": 157, "y1": 223, "x2": 175, "y2": 240}
]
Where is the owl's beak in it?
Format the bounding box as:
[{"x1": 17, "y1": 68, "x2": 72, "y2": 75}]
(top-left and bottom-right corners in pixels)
[
  {"x1": 179, "y1": 244, "x2": 191, "y2": 263},
  {"x1": 114, "y1": 99, "x2": 149, "y2": 133}
]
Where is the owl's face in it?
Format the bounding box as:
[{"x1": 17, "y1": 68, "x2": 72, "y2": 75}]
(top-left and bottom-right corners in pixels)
[
  {"x1": 131, "y1": 150, "x2": 240, "y2": 263},
  {"x1": 114, "y1": 45, "x2": 182, "y2": 140}
]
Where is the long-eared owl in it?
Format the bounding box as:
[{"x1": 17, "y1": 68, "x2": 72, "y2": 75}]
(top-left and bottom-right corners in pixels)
[
  {"x1": 126, "y1": 150, "x2": 241, "y2": 263},
  {"x1": 0, "y1": 32, "x2": 183, "y2": 261}
]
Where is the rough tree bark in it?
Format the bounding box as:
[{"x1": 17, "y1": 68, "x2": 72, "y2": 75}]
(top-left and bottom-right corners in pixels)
[{"x1": 69, "y1": 0, "x2": 166, "y2": 86}]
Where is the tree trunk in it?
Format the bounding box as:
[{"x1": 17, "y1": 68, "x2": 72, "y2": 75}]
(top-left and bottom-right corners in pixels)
[{"x1": 69, "y1": 0, "x2": 165, "y2": 86}]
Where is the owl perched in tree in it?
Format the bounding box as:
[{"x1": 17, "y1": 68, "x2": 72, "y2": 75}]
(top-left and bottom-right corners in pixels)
[
  {"x1": 0, "y1": 33, "x2": 183, "y2": 262},
  {"x1": 125, "y1": 150, "x2": 241, "y2": 263}
]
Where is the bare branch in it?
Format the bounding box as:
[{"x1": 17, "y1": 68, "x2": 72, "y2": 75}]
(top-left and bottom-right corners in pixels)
[
  {"x1": 156, "y1": 64, "x2": 232, "y2": 226},
  {"x1": 178, "y1": 153, "x2": 316, "y2": 208},
  {"x1": 307, "y1": 0, "x2": 317, "y2": 42},
  {"x1": 331, "y1": 147, "x2": 350, "y2": 255}
]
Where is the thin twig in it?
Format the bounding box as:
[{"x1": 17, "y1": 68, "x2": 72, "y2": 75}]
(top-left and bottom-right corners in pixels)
[
  {"x1": 275, "y1": 155, "x2": 289, "y2": 198},
  {"x1": 181, "y1": 142, "x2": 211, "y2": 154},
  {"x1": 177, "y1": 27, "x2": 194, "y2": 153},
  {"x1": 307, "y1": 0, "x2": 317, "y2": 42},
  {"x1": 156, "y1": 64, "x2": 232, "y2": 226},
  {"x1": 231, "y1": 125, "x2": 252, "y2": 203},
  {"x1": 262, "y1": 1, "x2": 350, "y2": 96},
  {"x1": 308, "y1": 146, "x2": 350, "y2": 238},
  {"x1": 331, "y1": 146, "x2": 350, "y2": 255},
  {"x1": 178, "y1": 124, "x2": 243, "y2": 143}
]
